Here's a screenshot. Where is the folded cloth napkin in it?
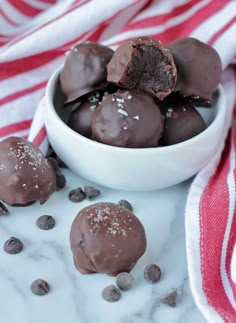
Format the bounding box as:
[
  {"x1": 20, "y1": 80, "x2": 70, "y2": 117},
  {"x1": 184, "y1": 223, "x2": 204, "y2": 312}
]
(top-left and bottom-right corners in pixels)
[{"x1": 0, "y1": 0, "x2": 235, "y2": 321}]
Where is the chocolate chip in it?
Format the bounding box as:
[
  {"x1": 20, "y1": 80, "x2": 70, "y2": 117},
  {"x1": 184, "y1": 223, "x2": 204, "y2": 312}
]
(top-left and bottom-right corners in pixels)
[
  {"x1": 56, "y1": 172, "x2": 66, "y2": 189},
  {"x1": 84, "y1": 185, "x2": 101, "y2": 200},
  {"x1": 46, "y1": 146, "x2": 67, "y2": 168},
  {"x1": 47, "y1": 157, "x2": 59, "y2": 172},
  {"x1": 31, "y1": 279, "x2": 50, "y2": 296},
  {"x1": 36, "y1": 215, "x2": 55, "y2": 230},
  {"x1": 102, "y1": 285, "x2": 121, "y2": 302},
  {"x1": 68, "y1": 187, "x2": 86, "y2": 202},
  {"x1": 160, "y1": 290, "x2": 178, "y2": 307},
  {"x1": 4, "y1": 237, "x2": 23, "y2": 254},
  {"x1": 144, "y1": 264, "x2": 161, "y2": 283},
  {"x1": 0, "y1": 202, "x2": 8, "y2": 215},
  {"x1": 116, "y1": 272, "x2": 135, "y2": 291},
  {"x1": 118, "y1": 199, "x2": 133, "y2": 211}
]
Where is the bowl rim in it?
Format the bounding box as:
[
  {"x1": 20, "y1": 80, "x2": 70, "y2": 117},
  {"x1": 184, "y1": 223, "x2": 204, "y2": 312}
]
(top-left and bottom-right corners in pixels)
[{"x1": 45, "y1": 64, "x2": 226, "y2": 154}]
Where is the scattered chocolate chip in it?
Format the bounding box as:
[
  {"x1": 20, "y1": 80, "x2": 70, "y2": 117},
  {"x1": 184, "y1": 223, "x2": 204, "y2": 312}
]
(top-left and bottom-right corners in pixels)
[
  {"x1": 68, "y1": 187, "x2": 86, "y2": 202},
  {"x1": 84, "y1": 185, "x2": 101, "y2": 200},
  {"x1": 144, "y1": 264, "x2": 161, "y2": 283},
  {"x1": 160, "y1": 290, "x2": 178, "y2": 307},
  {"x1": 36, "y1": 215, "x2": 55, "y2": 230},
  {"x1": 116, "y1": 272, "x2": 135, "y2": 291},
  {"x1": 31, "y1": 279, "x2": 50, "y2": 296},
  {"x1": 102, "y1": 285, "x2": 121, "y2": 302},
  {"x1": 0, "y1": 201, "x2": 8, "y2": 215},
  {"x1": 118, "y1": 199, "x2": 133, "y2": 211},
  {"x1": 47, "y1": 157, "x2": 59, "y2": 172},
  {"x1": 56, "y1": 172, "x2": 66, "y2": 189},
  {"x1": 46, "y1": 146, "x2": 68, "y2": 168},
  {"x1": 3, "y1": 237, "x2": 23, "y2": 254}
]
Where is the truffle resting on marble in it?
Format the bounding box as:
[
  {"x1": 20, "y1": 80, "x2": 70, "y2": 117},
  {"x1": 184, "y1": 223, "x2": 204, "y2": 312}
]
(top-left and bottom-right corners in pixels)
[
  {"x1": 92, "y1": 89, "x2": 164, "y2": 148},
  {"x1": 107, "y1": 37, "x2": 177, "y2": 100},
  {"x1": 70, "y1": 202, "x2": 146, "y2": 276},
  {"x1": 0, "y1": 136, "x2": 57, "y2": 206},
  {"x1": 60, "y1": 42, "x2": 114, "y2": 103}
]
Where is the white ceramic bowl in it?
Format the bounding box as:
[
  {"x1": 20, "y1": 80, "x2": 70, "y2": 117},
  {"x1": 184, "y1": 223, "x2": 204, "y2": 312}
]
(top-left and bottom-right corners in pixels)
[{"x1": 44, "y1": 65, "x2": 226, "y2": 191}]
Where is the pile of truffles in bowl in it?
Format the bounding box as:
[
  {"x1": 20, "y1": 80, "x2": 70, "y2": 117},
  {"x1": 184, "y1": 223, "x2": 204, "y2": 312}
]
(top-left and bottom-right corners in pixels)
[{"x1": 44, "y1": 36, "x2": 226, "y2": 191}]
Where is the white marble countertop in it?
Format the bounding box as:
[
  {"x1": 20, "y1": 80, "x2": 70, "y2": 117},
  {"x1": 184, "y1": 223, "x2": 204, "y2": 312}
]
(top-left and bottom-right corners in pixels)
[{"x1": 0, "y1": 169, "x2": 207, "y2": 323}]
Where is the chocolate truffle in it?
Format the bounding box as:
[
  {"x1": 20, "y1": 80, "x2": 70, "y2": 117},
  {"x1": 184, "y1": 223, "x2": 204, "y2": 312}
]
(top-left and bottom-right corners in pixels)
[
  {"x1": 70, "y1": 202, "x2": 146, "y2": 276},
  {"x1": 167, "y1": 38, "x2": 222, "y2": 106},
  {"x1": 107, "y1": 37, "x2": 177, "y2": 100},
  {"x1": 0, "y1": 137, "x2": 57, "y2": 206},
  {"x1": 68, "y1": 91, "x2": 105, "y2": 138},
  {"x1": 60, "y1": 42, "x2": 114, "y2": 102},
  {"x1": 92, "y1": 89, "x2": 164, "y2": 148},
  {"x1": 160, "y1": 101, "x2": 206, "y2": 146}
]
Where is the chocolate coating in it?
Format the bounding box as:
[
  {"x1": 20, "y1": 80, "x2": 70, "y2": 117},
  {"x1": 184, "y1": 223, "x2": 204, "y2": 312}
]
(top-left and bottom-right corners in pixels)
[
  {"x1": 160, "y1": 101, "x2": 206, "y2": 146},
  {"x1": 60, "y1": 42, "x2": 114, "y2": 102},
  {"x1": 167, "y1": 38, "x2": 222, "y2": 106},
  {"x1": 70, "y1": 202, "x2": 146, "y2": 276},
  {"x1": 107, "y1": 37, "x2": 177, "y2": 100},
  {"x1": 68, "y1": 91, "x2": 105, "y2": 138},
  {"x1": 0, "y1": 137, "x2": 57, "y2": 206},
  {"x1": 92, "y1": 89, "x2": 164, "y2": 148}
]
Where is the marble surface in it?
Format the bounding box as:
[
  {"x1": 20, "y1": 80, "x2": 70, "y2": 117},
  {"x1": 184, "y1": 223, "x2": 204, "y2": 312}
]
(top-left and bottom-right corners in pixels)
[{"x1": 0, "y1": 169, "x2": 207, "y2": 323}]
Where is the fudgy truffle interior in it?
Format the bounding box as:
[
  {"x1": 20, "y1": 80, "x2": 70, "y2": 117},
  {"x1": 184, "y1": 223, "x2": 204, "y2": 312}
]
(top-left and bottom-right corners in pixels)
[{"x1": 126, "y1": 44, "x2": 175, "y2": 93}]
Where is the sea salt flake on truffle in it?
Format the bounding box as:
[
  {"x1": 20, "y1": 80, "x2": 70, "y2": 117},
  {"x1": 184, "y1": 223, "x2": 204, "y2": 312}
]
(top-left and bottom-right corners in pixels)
[
  {"x1": 116, "y1": 98, "x2": 125, "y2": 103},
  {"x1": 88, "y1": 96, "x2": 99, "y2": 103},
  {"x1": 70, "y1": 202, "x2": 146, "y2": 276},
  {"x1": 118, "y1": 109, "x2": 128, "y2": 116},
  {"x1": 166, "y1": 108, "x2": 173, "y2": 118},
  {"x1": 133, "y1": 116, "x2": 140, "y2": 120}
]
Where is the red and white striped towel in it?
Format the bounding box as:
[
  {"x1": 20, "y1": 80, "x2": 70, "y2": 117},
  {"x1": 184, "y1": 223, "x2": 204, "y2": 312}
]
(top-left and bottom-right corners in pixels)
[{"x1": 0, "y1": 1, "x2": 236, "y2": 321}]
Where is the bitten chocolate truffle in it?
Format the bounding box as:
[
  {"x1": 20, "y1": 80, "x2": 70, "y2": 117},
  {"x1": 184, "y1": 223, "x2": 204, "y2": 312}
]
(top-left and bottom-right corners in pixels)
[
  {"x1": 160, "y1": 100, "x2": 206, "y2": 146},
  {"x1": 70, "y1": 202, "x2": 146, "y2": 276},
  {"x1": 60, "y1": 42, "x2": 114, "y2": 102},
  {"x1": 0, "y1": 137, "x2": 57, "y2": 206},
  {"x1": 167, "y1": 37, "x2": 222, "y2": 106},
  {"x1": 107, "y1": 37, "x2": 177, "y2": 100},
  {"x1": 92, "y1": 89, "x2": 164, "y2": 148}
]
